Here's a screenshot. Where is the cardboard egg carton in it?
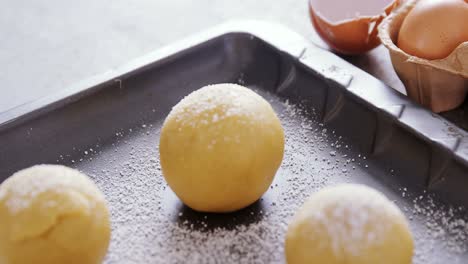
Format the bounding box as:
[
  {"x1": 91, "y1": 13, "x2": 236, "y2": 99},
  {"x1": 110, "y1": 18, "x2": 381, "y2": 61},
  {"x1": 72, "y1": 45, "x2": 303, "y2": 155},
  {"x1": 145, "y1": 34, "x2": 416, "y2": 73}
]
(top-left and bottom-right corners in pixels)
[{"x1": 378, "y1": 0, "x2": 468, "y2": 113}]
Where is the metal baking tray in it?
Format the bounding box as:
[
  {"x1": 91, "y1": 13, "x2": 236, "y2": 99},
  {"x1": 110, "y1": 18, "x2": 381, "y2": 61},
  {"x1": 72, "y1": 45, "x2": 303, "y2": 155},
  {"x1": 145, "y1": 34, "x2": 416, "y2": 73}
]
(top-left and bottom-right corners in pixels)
[{"x1": 1, "y1": 21, "x2": 467, "y2": 263}]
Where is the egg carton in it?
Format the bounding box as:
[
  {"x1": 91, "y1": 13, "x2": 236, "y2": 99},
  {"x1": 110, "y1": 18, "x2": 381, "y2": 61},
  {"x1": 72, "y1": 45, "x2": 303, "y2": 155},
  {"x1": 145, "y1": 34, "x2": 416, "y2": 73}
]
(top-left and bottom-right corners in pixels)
[{"x1": 379, "y1": 0, "x2": 468, "y2": 113}]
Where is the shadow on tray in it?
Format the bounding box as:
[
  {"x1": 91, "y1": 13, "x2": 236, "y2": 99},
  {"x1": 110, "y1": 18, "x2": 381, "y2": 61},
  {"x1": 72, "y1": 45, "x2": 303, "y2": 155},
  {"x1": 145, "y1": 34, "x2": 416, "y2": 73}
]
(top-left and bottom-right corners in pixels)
[{"x1": 172, "y1": 199, "x2": 266, "y2": 231}]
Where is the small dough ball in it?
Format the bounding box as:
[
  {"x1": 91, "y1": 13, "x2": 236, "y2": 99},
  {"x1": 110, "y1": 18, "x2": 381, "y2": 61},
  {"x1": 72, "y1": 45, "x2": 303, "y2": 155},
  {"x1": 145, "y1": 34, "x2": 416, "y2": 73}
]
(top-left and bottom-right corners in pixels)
[
  {"x1": 160, "y1": 83, "x2": 284, "y2": 213},
  {"x1": 285, "y1": 184, "x2": 413, "y2": 264},
  {"x1": 0, "y1": 165, "x2": 111, "y2": 264}
]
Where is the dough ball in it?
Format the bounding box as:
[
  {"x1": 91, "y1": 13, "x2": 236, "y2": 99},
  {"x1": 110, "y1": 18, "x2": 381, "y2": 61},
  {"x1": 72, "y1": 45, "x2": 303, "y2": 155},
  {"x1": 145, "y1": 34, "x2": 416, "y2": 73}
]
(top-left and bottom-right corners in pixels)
[
  {"x1": 285, "y1": 184, "x2": 413, "y2": 264},
  {"x1": 0, "y1": 165, "x2": 111, "y2": 264},
  {"x1": 160, "y1": 83, "x2": 284, "y2": 213}
]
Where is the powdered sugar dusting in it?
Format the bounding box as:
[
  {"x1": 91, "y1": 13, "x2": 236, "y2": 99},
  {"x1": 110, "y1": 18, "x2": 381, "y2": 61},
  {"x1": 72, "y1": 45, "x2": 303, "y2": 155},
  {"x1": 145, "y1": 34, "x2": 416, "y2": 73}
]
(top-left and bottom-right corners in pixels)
[
  {"x1": 298, "y1": 184, "x2": 408, "y2": 257},
  {"x1": 46, "y1": 90, "x2": 468, "y2": 264},
  {"x1": 0, "y1": 164, "x2": 101, "y2": 214},
  {"x1": 167, "y1": 84, "x2": 271, "y2": 128}
]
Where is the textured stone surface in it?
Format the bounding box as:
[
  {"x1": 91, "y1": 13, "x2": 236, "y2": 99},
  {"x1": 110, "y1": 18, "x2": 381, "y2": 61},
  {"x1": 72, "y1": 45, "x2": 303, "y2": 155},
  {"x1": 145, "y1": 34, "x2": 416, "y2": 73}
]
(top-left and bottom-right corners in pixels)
[{"x1": 0, "y1": 0, "x2": 403, "y2": 112}]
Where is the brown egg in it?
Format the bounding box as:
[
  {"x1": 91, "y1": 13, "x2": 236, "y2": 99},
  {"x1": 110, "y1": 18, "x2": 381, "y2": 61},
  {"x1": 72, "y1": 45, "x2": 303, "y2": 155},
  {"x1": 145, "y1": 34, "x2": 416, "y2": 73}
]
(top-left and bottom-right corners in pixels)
[
  {"x1": 379, "y1": 0, "x2": 468, "y2": 113},
  {"x1": 309, "y1": 0, "x2": 400, "y2": 55},
  {"x1": 397, "y1": 0, "x2": 468, "y2": 60}
]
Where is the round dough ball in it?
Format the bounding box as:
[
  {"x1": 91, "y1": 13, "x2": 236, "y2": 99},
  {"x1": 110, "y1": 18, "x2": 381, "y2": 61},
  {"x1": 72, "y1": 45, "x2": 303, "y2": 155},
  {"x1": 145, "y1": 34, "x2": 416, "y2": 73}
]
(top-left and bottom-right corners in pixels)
[
  {"x1": 0, "y1": 165, "x2": 111, "y2": 264},
  {"x1": 160, "y1": 83, "x2": 284, "y2": 213},
  {"x1": 285, "y1": 184, "x2": 413, "y2": 264}
]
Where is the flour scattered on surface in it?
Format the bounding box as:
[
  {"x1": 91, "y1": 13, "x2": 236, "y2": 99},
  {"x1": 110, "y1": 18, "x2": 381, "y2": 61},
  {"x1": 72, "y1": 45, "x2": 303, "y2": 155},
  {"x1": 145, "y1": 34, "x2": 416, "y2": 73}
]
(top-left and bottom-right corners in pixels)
[{"x1": 54, "y1": 92, "x2": 468, "y2": 264}]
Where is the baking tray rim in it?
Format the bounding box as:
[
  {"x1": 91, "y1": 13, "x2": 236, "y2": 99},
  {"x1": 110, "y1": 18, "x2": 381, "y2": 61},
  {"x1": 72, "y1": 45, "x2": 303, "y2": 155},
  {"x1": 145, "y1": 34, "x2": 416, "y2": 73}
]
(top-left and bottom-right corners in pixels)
[{"x1": 1, "y1": 20, "x2": 467, "y2": 166}]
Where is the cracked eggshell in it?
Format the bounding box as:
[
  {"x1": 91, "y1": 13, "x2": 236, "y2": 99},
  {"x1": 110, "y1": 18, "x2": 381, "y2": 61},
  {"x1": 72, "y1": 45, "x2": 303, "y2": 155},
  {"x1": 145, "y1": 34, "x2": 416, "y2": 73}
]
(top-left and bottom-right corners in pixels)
[
  {"x1": 379, "y1": 0, "x2": 468, "y2": 113},
  {"x1": 309, "y1": 0, "x2": 400, "y2": 55}
]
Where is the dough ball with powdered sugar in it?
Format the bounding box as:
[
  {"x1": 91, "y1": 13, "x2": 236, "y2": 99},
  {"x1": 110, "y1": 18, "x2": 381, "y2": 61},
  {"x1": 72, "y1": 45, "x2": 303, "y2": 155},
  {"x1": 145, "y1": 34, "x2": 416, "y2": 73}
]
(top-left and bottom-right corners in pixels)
[
  {"x1": 0, "y1": 164, "x2": 111, "y2": 264},
  {"x1": 159, "y1": 83, "x2": 284, "y2": 213},
  {"x1": 285, "y1": 184, "x2": 414, "y2": 264}
]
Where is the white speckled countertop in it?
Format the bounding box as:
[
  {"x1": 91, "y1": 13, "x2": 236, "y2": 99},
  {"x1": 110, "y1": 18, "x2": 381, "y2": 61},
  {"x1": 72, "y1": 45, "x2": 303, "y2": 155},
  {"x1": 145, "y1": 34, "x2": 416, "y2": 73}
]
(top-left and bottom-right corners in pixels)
[{"x1": 0, "y1": 0, "x2": 405, "y2": 113}]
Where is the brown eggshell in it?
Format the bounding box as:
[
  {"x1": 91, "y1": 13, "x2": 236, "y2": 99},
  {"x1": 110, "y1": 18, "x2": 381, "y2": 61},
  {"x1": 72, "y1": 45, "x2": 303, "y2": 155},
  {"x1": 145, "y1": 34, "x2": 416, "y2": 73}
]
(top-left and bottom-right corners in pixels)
[
  {"x1": 379, "y1": 0, "x2": 468, "y2": 113},
  {"x1": 309, "y1": 0, "x2": 400, "y2": 55}
]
